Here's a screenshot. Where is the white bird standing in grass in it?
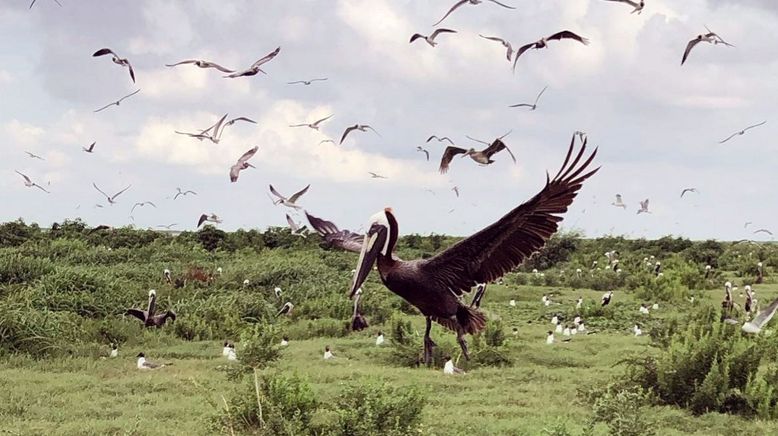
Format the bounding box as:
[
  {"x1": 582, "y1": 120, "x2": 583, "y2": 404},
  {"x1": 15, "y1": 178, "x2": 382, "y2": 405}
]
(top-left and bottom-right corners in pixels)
[
  {"x1": 376, "y1": 331, "x2": 385, "y2": 346},
  {"x1": 546, "y1": 331, "x2": 555, "y2": 344},
  {"x1": 243, "y1": 279, "x2": 250, "y2": 287},
  {"x1": 541, "y1": 294, "x2": 548, "y2": 304},
  {"x1": 563, "y1": 325, "x2": 571, "y2": 336},
  {"x1": 633, "y1": 324, "x2": 642, "y2": 336},
  {"x1": 110, "y1": 343, "x2": 118, "y2": 358},
  {"x1": 576, "y1": 297, "x2": 583, "y2": 310},
  {"x1": 136, "y1": 353, "x2": 166, "y2": 370},
  {"x1": 509, "y1": 299, "x2": 516, "y2": 307},
  {"x1": 323, "y1": 346, "x2": 334, "y2": 360},
  {"x1": 443, "y1": 355, "x2": 465, "y2": 375},
  {"x1": 555, "y1": 323, "x2": 563, "y2": 333},
  {"x1": 226, "y1": 344, "x2": 237, "y2": 361},
  {"x1": 577, "y1": 322, "x2": 586, "y2": 332},
  {"x1": 551, "y1": 315, "x2": 559, "y2": 325},
  {"x1": 222, "y1": 341, "x2": 230, "y2": 357},
  {"x1": 280, "y1": 336, "x2": 289, "y2": 346}
]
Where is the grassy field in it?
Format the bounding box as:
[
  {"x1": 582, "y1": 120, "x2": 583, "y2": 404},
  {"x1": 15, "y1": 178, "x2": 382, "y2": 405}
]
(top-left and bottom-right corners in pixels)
[{"x1": 4, "y1": 282, "x2": 778, "y2": 436}]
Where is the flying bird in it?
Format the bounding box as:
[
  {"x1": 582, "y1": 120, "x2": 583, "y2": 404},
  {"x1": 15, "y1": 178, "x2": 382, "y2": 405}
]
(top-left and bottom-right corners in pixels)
[
  {"x1": 306, "y1": 136, "x2": 597, "y2": 365},
  {"x1": 744, "y1": 221, "x2": 753, "y2": 229},
  {"x1": 269, "y1": 184, "x2": 310, "y2": 209},
  {"x1": 509, "y1": 86, "x2": 548, "y2": 110},
  {"x1": 287, "y1": 78, "x2": 328, "y2": 85},
  {"x1": 125, "y1": 290, "x2": 176, "y2": 327},
  {"x1": 452, "y1": 186, "x2": 460, "y2": 197},
  {"x1": 165, "y1": 59, "x2": 234, "y2": 73},
  {"x1": 93, "y1": 183, "x2": 130, "y2": 205},
  {"x1": 433, "y1": 0, "x2": 516, "y2": 27},
  {"x1": 416, "y1": 146, "x2": 430, "y2": 161},
  {"x1": 286, "y1": 214, "x2": 308, "y2": 237},
  {"x1": 427, "y1": 135, "x2": 455, "y2": 145},
  {"x1": 25, "y1": 151, "x2": 44, "y2": 160},
  {"x1": 173, "y1": 187, "x2": 197, "y2": 199},
  {"x1": 340, "y1": 124, "x2": 380, "y2": 144},
  {"x1": 224, "y1": 47, "x2": 281, "y2": 78},
  {"x1": 754, "y1": 229, "x2": 774, "y2": 236},
  {"x1": 637, "y1": 199, "x2": 650, "y2": 214},
  {"x1": 15, "y1": 171, "x2": 49, "y2": 193},
  {"x1": 197, "y1": 213, "x2": 222, "y2": 227},
  {"x1": 82, "y1": 142, "x2": 96, "y2": 153},
  {"x1": 229, "y1": 146, "x2": 259, "y2": 183},
  {"x1": 92, "y1": 48, "x2": 135, "y2": 83},
  {"x1": 410, "y1": 29, "x2": 457, "y2": 47},
  {"x1": 438, "y1": 137, "x2": 517, "y2": 174},
  {"x1": 156, "y1": 224, "x2": 178, "y2": 229},
  {"x1": 680, "y1": 188, "x2": 698, "y2": 198},
  {"x1": 130, "y1": 201, "x2": 157, "y2": 214},
  {"x1": 93, "y1": 89, "x2": 140, "y2": 113},
  {"x1": 742, "y1": 297, "x2": 778, "y2": 334},
  {"x1": 369, "y1": 172, "x2": 387, "y2": 179},
  {"x1": 513, "y1": 31, "x2": 589, "y2": 72},
  {"x1": 718, "y1": 121, "x2": 766, "y2": 144},
  {"x1": 479, "y1": 35, "x2": 514, "y2": 61},
  {"x1": 318, "y1": 139, "x2": 335, "y2": 145},
  {"x1": 29, "y1": 0, "x2": 62, "y2": 9},
  {"x1": 681, "y1": 27, "x2": 734, "y2": 65},
  {"x1": 289, "y1": 114, "x2": 333, "y2": 130},
  {"x1": 603, "y1": 0, "x2": 645, "y2": 14},
  {"x1": 611, "y1": 194, "x2": 627, "y2": 209}
]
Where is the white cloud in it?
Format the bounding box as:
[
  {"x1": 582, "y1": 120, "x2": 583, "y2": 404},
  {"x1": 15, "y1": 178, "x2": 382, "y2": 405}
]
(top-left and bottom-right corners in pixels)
[{"x1": 4, "y1": 119, "x2": 45, "y2": 147}]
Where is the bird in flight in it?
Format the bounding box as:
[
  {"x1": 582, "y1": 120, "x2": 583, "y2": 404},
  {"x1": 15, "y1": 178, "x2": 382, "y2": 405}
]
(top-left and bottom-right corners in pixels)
[
  {"x1": 433, "y1": 0, "x2": 515, "y2": 27},
  {"x1": 340, "y1": 124, "x2": 380, "y2": 144},
  {"x1": 197, "y1": 213, "x2": 222, "y2": 227},
  {"x1": 369, "y1": 172, "x2": 387, "y2": 179},
  {"x1": 269, "y1": 184, "x2": 310, "y2": 209},
  {"x1": 479, "y1": 34, "x2": 514, "y2": 61},
  {"x1": 165, "y1": 59, "x2": 234, "y2": 73},
  {"x1": 156, "y1": 224, "x2": 178, "y2": 230},
  {"x1": 82, "y1": 142, "x2": 96, "y2": 153},
  {"x1": 287, "y1": 78, "x2": 328, "y2": 86},
  {"x1": 513, "y1": 31, "x2": 589, "y2": 72},
  {"x1": 93, "y1": 48, "x2": 135, "y2": 83},
  {"x1": 603, "y1": 0, "x2": 645, "y2": 14},
  {"x1": 94, "y1": 89, "x2": 140, "y2": 113},
  {"x1": 681, "y1": 26, "x2": 734, "y2": 65},
  {"x1": 25, "y1": 151, "x2": 44, "y2": 160},
  {"x1": 173, "y1": 187, "x2": 197, "y2": 200},
  {"x1": 680, "y1": 188, "x2": 698, "y2": 198},
  {"x1": 611, "y1": 194, "x2": 627, "y2": 209},
  {"x1": 753, "y1": 229, "x2": 774, "y2": 236},
  {"x1": 286, "y1": 214, "x2": 308, "y2": 237},
  {"x1": 416, "y1": 146, "x2": 430, "y2": 161},
  {"x1": 229, "y1": 146, "x2": 259, "y2": 183},
  {"x1": 427, "y1": 135, "x2": 455, "y2": 145},
  {"x1": 318, "y1": 139, "x2": 335, "y2": 145},
  {"x1": 452, "y1": 186, "x2": 460, "y2": 197},
  {"x1": 410, "y1": 29, "x2": 457, "y2": 47},
  {"x1": 93, "y1": 182, "x2": 131, "y2": 205},
  {"x1": 719, "y1": 121, "x2": 766, "y2": 144},
  {"x1": 224, "y1": 47, "x2": 281, "y2": 78},
  {"x1": 742, "y1": 297, "x2": 778, "y2": 334},
  {"x1": 509, "y1": 86, "x2": 548, "y2": 110},
  {"x1": 637, "y1": 199, "x2": 650, "y2": 214},
  {"x1": 289, "y1": 114, "x2": 333, "y2": 130},
  {"x1": 130, "y1": 201, "x2": 157, "y2": 214},
  {"x1": 15, "y1": 171, "x2": 49, "y2": 193},
  {"x1": 439, "y1": 133, "x2": 516, "y2": 174},
  {"x1": 30, "y1": 0, "x2": 62, "y2": 9}
]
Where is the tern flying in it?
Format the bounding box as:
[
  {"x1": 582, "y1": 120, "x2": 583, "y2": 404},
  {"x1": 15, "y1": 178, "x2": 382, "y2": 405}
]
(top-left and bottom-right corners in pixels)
[
  {"x1": 224, "y1": 47, "x2": 281, "y2": 78},
  {"x1": 173, "y1": 187, "x2": 197, "y2": 199},
  {"x1": 229, "y1": 146, "x2": 259, "y2": 183},
  {"x1": 340, "y1": 124, "x2": 380, "y2": 144},
  {"x1": 681, "y1": 27, "x2": 734, "y2": 66},
  {"x1": 286, "y1": 214, "x2": 308, "y2": 237},
  {"x1": 93, "y1": 48, "x2": 135, "y2": 83},
  {"x1": 82, "y1": 142, "x2": 96, "y2": 153},
  {"x1": 25, "y1": 151, "x2": 44, "y2": 160},
  {"x1": 15, "y1": 171, "x2": 49, "y2": 193},
  {"x1": 433, "y1": 0, "x2": 516, "y2": 27},
  {"x1": 637, "y1": 199, "x2": 650, "y2": 214},
  {"x1": 438, "y1": 136, "x2": 517, "y2": 174},
  {"x1": 611, "y1": 194, "x2": 627, "y2": 209},
  {"x1": 410, "y1": 29, "x2": 457, "y2": 47},
  {"x1": 287, "y1": 78, "x2": 328, "y2": 85},
  {"x1": 289, "y1": 115, "x2": 333, "y2": 130},
  {"x1": 165, "y1": 59, "x2": 234, "y2": 73},
  {"x1": 94, "y1": 89, "x2": 140, "y2": 113},
  {"x1": 479, "y1": 35, "x2": 514, "y2": 61},
  {"x1": 509, "y1": 86, "x2": 548, "y2": 110},
  {"x1": 603, "y1": 0, "x2": 645, "y2": 14},
  {"x1": 742, "y1": 297, "x2": 778, "y2": 334},
  {"x1": 513, "y1": 31, "x2": 589, "y2": 72},
  {"x1": 269, "y1": 184, "x2": 310, "y2": 209},
  {"x1": 369, "y1": 172, "x2": 387, "y2": 179},
  {"x1": 718, "y1": 121, "x2": 766, "y2": 144},
  {"x1": 93, "y1": 182, "x2": 131, "y2": 205},
  {"x1": 427, "y1": 135, "x2": 455, "y2": 145},
  {"x1": 130, "y1": 201, "x2": 156, "y2": 214},
  {"x1": 680, "y1": 188, "x2": 698, "y2": 198},
  {"x1": 754, "y1": 229, "x2": 774, "y2": 236},
  {"x1": 416, "y1": 146, "x2": 430, "y2": 161}
]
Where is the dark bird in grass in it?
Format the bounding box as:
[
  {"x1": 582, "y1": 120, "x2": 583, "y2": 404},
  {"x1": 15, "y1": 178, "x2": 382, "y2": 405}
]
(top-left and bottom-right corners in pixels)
[
  {"x1": 93, "y1": 182, "x2": 130, "y2": 205},
  {"x1": 410, "y1": 29, "x2": 457, "y2": 47},
  {"x1": 754, "y1": 229, "x2": 774, "y2": 236},
  {"x1": 277, "y1": 301, "x2": 294, "y2": 316},
  {"x1": 173, "y1": 187, "x2": 197, "y2": 200},
  {"x1": 25, "y1": 151, "x2": 44, "y2": 160},
  {"x1": 286, "y1": 214, "x2": 308, "y2": 237},
  {"x1": 509, "y1": 86, "x2": 548, "y2": 110},
  {"x1": 130, "y1": 201, "x2": 156, "y2": 214},
  {"x1": 433, "y1": 0, "x2": 515, "y2": 27},
  {"x1": 94, "y1": 89, "x2": 140, "y2": 113},
  {"x1": 340, "y1": 124, "x2": 380, "y2": 144},
  {"x1": 601, "y1": 291, "x2": 613, "y2": 306},
  {"x1": 87, "y1": 225, "x2": 112, "y2": 235},
  {"x1": 82, "y1": 142, "x2": 96, "y2": 153},
  {"x1": 290, "y1": 114, "x2": 333, "y2": 130},
  {"x1": 224, "y1": 47, "x2": 281, "y2": 78},
  {"x1": 269, "y1": 184, "x2": 310, "y2": 209},
  {"x1": 681, "y1": 26, "x2": 734, "y2": 65},
  {"x1": 680, "y1": 188, "x2": 698, "y2": 198},
  {"x1": 287, "y1": 78, "x2": 328, "y2": 85},
  {"x1": 229, "y1": 146, "x2": 259, "y2": 183},
  {"x1": 438, "y1": 136, "x2": 517, "y2": 174},
  {"x1": 479, "y1": 35, "x2": 514, "y2": 61},
  {"x1": 603, "y1": 0, "x2": 645, "y2": 14},
  {"x1": 197, "y1": 213, "x2": 222, "y2": 228},
  {"x1": 369, "y1": 172, "x2": 387, "y2": 179},
  {"x1": 92, "y1": 48, "x2": 135, "y2": 83},
  {"x1": 307, "y1": 136, "x2": 598, "y2": 365},
  {"x1": 427, "y1": 135, "x2": 455, "y2": 145},
  {"x1": 416, "y1": 146, "x2": 430, "y2": 161},
  {"x1": 718, "y1": 121, "x2": 766, "y2": 144},
  {"x1": 126, "y1": 290, "x2": 176, "y2": 328},
  {"x1": 22, "y1": 181, "x2": 47, "y2": 198},
  {"x1": 165, "y1": 59, "x2": 234, "y2": 73},
  {"x1": 30, "y1": 0, "x2": 62, "y2": 9},
  {"x1": 351, "y1": 288, "x2": 369, "y2": 331},
  {"x1": 513, "y1": 31, "x2": 589, "y2": 72}
]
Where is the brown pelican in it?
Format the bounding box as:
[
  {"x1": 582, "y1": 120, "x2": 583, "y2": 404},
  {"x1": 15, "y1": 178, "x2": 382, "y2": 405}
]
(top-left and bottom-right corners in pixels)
[
  {"x1": 340, "y1": 124, "x2": 380, "y2": 144},
  {"x1": 513, "y1": 31, "x2": 589, "y2": 72},
  {"x1": 93, "y1": 89, "x2": 140, "y2": 113},
  {"x1": 410, "y1": 29, "x2": 457, "y2": 47},
  {"x1": 25, "y1": 151, "x2": 44, "y2": 160},
  {"x1": 479, "y1": 35, "x2": 514, "y2": 61},
  {"x1": 427, "y1": 135, "x2": 455, "y2": 145},
  {"x1": 719, "y1": 121, "x2": 766, "y2": 144},
  {"x1": 722, "y1": 281, "x2": 734, "y2": 311},
  {"x1": 289, "y1": 114, "x2": 333, "y2": 130},
  {"x1": 126, "y1": 290, "x2": 176, "y2": 327},
  {"x1": 197, "y1": 213, "x2": 222, "y2": 227},
  {"x1": 307, "y1": 135, "x2": 598, "y2": 364},
  {"x1": 287, "y1": 78, "x2": 328, "y2": 85},
  {"x1": 277, "y1": 301, "x2": 294, "y2": 316},
  {"x1": 15, "y1": 171, "x2": 49, "y2": 193},
  {"x1": 82, "y1": 142, "x2": 96, "y2": 153},
  {"x1": 742, "y1": 297, "x2": 778, "y2": 334},
  {"x1": 224, "y1": 47, "x2": 281, "y2": 78},
  {"x1": 229, "y1": 146, "x2": 259, "y2": 182},
  {"x1": 174, "y1": 187, "x2": 197, "y2": 199},
  {"x1": 416, "y1": 146, "x2": 430, "y2": 161},
  {"x1": 744, "y1": 285, "x2": 754, "y2": 313},
  {"x1": 680, "y1": 187, "x2": 698, "y2": 198},
  {"x1": 269, "y1": 184, "x2": 310, "y2": 209},
  {"x1": 93, "y1": 182, "x2": 130, "y2": 205},
  {"x1": 681, "y1": 27, "x2": 734, "y2": 66},
  {"x1": 438, "y1": 137, "x2": 516, "y2": 174},
  {"x1": 509, "y1": 86, "x2": 548, "y2": 110},
  {"x1": 433, "y1": 0, "x2": 515, "y2": 27},
  {"x1": 93, "y1": 48, "x2": 135, "y2": 83},
  {"x1": 165, "y1": 59, "x2": 234, "y2": 73},
  {"x1": 603, "y1": 0, "x2": 645, "y2": 14}
]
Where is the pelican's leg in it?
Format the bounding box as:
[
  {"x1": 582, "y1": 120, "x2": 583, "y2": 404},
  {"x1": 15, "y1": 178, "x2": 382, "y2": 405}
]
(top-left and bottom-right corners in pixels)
[
  {"x1": 423, "y1": 316, "x2": 436, "y2": 367},
  {"x1": 456, "y1": 329, "x2": 470, "y2": 361}
]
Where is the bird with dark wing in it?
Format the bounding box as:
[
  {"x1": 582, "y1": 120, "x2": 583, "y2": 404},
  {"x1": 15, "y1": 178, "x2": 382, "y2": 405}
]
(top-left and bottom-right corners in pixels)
[
  {"x1": 93, "y1": 48, "x2": 135, "y2": 82},
  {"x1": 438, "y1": 146, "x2": 468, "y2": 174},
  {"x1": 165, "y1": 59, "x2": 234, "y2": 73},
  {"x1": 340, "y1": 124, "x2": 380, "y2": 144},
  {"x1": 197, "y1": 213, "x2": 222, "y2": 228},
  {"x1": 680, "y1": 188, "x2": 698, "y2": 198},
  {"x1": 410, "y1": 28, "x2": 457, "y2": 47},
  {"x1": 229, "y1": 146, "x2": 259, "y2": 182},
  {"x1": 479, "y1": 34, "x2": 514, "y2": 61},
  {"x1": 433, "y1": 0, "x2": 515, "y2": 27},
  {"x1": 125, "y1": 290, "x2": 176, "y2": 328},
  {"x1": 681, "y1": 26, "x2": 734, "y2": 66},
  {"x1": 513, "y1": 31, "x2": 589, "y2": 72},
  {"x1": 427, "y1": 135, "x2": 455, "y2": 145},
  {"x1": 269, "y1": 184, "x2": 310, "y2": 209},
  {"x1": 416, "y1": 146, "x2": 430, "y2": 161},
  {"x1": 603, "y1": 0, "x2": 645, "y2": 14},
  {"x1": 224, "y1": 47, "x2": 281, "y2": 78},
  {"x1": 82, "y1": 142, "x2": 96, "y2": 153}
]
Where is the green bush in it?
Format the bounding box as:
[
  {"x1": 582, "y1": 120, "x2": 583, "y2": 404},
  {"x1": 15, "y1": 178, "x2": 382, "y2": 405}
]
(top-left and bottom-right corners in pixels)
[
  {"x1": 333, "y1": 382, "x2": 425, "y2": 436},
  {"x1": 0, "y1": 252, "x2": 54, "y2": 285},
  {"x1": 586, "y1": 385, "x2": 656, "y2": 436}
]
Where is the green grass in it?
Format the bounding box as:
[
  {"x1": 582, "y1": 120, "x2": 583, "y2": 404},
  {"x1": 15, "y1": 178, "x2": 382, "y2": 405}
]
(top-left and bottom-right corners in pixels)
[{"x1": 3, "y1": 283, "x2": 778, "y2": 435}]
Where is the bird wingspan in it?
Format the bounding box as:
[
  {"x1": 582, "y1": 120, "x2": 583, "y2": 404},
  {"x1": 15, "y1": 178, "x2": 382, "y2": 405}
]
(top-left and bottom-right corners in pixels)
[
  {"x1": 438, "y1": 146, "x2": 468, "y2": 174},
  {"x1": 93, "y1": 48, "x2": 116, "y2": 57},
  {"x1": 269, "y1": 184, "x2": 287, "y2": 201},
  {"x1": 237, "y1": 146, "x2": 259, "y2": 164},
  {"x1": 421, "y1": 135, "x2": 598, "y2": 295},
  {"x1": 250, "y1": 47, "x2": 281, "y2": 69},
  {"x1": 432, "y1": 0, "x2": 469, "y2": 26},
  {"x1": 125, "y1": 309, "x2": 147, "y2": 321},
  {"x1": 512, "y1": 43, "x2": 536, "y2": 71},
  {"x1": 288, "y1": 184, "x2": 310, "y2": 203},
  {"x1": 305, "y1": 211, "x2": 365, "y2": 253},
  {"x1": 547, "y1": 31, "x2": 588, "y2": 44},
  {"x1": 681, "y1": 38, "x2": 702, "y2": 65},
  {"x1": 751, "y1": 297, "x2": 778, "y2": 329}
]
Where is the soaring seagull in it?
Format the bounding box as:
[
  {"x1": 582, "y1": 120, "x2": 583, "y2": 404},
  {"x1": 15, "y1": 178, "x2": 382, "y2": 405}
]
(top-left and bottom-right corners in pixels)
[
  {"x1": 287, "y1": 78, "x2": 328, "y2": 85},
  {"x1": 681, "y1": 27, "x2": 734, "y2": 65},
  {"x1": 509, "y1": 86, "x2": 548, "y2": 110},
  {"x1": 229, "y1": 146, "x2": 259, "y2": 183},
  {"x1": 742, "y1": 297, "x2": 778, "y2": 334},
  {"x1": 82, "y1": 142, "x2": 96, "y2": 153},
  {"x1": 94, "y1": 89, "x2": 140, "y2": 113},
  {"x1": 165, "y1": 59, "x2": 234, "y2": 73},
  {"x1": 611, "y1": 194, "x2": 627, "y2": 209},
  {"x1": 433, "y1": 0, "x2": 516, "y2": 27},
  {"x1": 479, "y1": 34, "x2": 514, "y2": 61},
  {"x1": 130, "y1": 201, "x2": 156, "y2": 214},
  {"x1": 603, "y1": 0, "x2": 645, "y2": 14},
  {"x1": 93, "y1": 182, "x2": 131, "y2": 205},
  {"x1": 224, "y1": 47, "x2": 281, "y2": 78},
  {"x1": 173, "y1": 187, "x2": 197, "y2": 199},
  {"x1": 637, "y1": 199, "x2": 650, "y2": 214},
  {"x1": 25, "y1": 151, "x2": 44, "y2": 160},
  {"x1": 416, "y1": 146, "x2": 430, "y2": 161},
  {"x1": 513, "y1": 31, "x2": 589, "y2": 72},
  {"x1": 15, "y1": 171, "x2": 49, "y2": 193},
  {"x1": 369, "y1": 172, "x2": 388, "y2": 179},
  {"x1": 289, "y1": 114, "x2": 333, "y2": 130},
  {"x1": 410, "y1": 29, "x2": 457, "y2": 47},
  {"x1": 427, "y1": 135, "x2": 455, "y2": 145},
  {"x1": 306, "y1": 135, "x2": 597, "y2": 365},
  {"x1": 340, "y1": 124, "x2": 380, "y2": 144},
  {"x1": 680, "y1": 188, "x2": 698, "y2": 198},
  {"x1": 93, "y1": 48, "x2": 135, "y2": 83},
  {"x1": 269, "y1": 184, "x2": 310, "y2": 209},
  {"x1": 286, "y1": 214, "x2": 308, "y2": 237},
  {"x1": 719, "y1": 121, "x2": 766, "y2": 144}
]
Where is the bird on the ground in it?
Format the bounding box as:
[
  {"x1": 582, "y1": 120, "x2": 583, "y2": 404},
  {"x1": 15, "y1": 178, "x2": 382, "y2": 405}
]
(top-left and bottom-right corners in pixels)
[
  {"x1": 130, "y1": 201, "x2": 156, "y2": 214},
  {"x1": 280, "y1": 336, "x2": 289, "y2": 346},
  {"x1": 742, "y1": 297, "x2": 778, "y2": 334},
  {"x1": 224, "y1": 47, "x2": 281, "y2": 78},
  {"x1": 15, "y1": 171, "x2": 49, "y2": 193},
  {"x1": 603, "y1": 0, "x2": 645, "y2": 14},
  {"x1": 165, "y1": 59, "x2": 234, "y2": 72},
  {"x1": 222, "y1": 341, "x2": 231, "y2": 357},
  {"x1": 375, "y1": 331, "x2": 385, "y2": 346},
  {"x1": 226, "y1": 344, "x2": 237, "y2": 361},
  {"x1": 82, "y1": 142, "x2": 96, "y2": 153},
  {"x1": 93, "y1": 89, "x2": 140, "y2": 113},
  {"x1": 513, "y1": 31, "x2": 589, "y2": 72},
  {"x1": 93, "y1": 48, "x2": 135, "y2": 82},
  {"x1": 229, "y1": 146, "x2": 259, "y2": 183},
  {"x1": 427, "y1": 135, "x2": 455, "y2": 145},
  {"x1": 25, "y1": 151, "x2": 44, "y2": 160},
  {"x1": 602, "y1": 291, "x2": 613, "y2": 306},
  {"x1": 438, "y1": 136, "x2": 516, "y2": 174},
  {"x1": 611, "y1": 194, "x2": 627, "y2": 209},
  {"x1": 479, "y1": 34, "x2": 514, "y2": 61},
  {"x1": 637, "y1": 199, "x2": 650, "y2": 214},
  {"x1": 289, "y1": 115, "x2": 333, "y2": 130},
  {"x1": 433, "y1": 0, "x2": 515, "y2": 27},
  {"x1": 416, "y1": 146, "x2": 430, "y2": 161},
  {"x1": 680, "y1": 188, "x2": 698, "y2": 198},
  {"x1": 633, "y1": 324, "x2": 642, "y2": 336},
  {"x1": 719, "y1": 121, "x2": 767, "y2": 144},
  {"x1": 277, "y1": 302, "x2": 294, "y2": 317},
  {"x1": 286, "y1": 214, "x2": 308, "y2": 237},
  {"x1": 173, "y1": 187, "x2": 197, "y2": 200},
  {"x1": 369, "y1": 172, "x2": 388, "y2": 179},
  {"x1": 443, "y1": 355, "x2": 465, "y2": 374},
  {"x1": 323, "y1": 346, "x2": 334, "y2": 360},
  {"x1": 110, "y1": 343, "x2": 118, "y2": 358},
  {"x1": 509, "y1": 86, "x2": 548, "y2": 110},
  {"x1": 410, "y1": 28, "x2": 457, "y2": 47},
  {"x1": 197, "y1": 213, "x2": 222, "y2": 227},
  {"x1": 274, "y1": 287, "x2": 282, "y2": 299},
  {"x1": 546, "y1": 331, "x2": 555, "y2": 344},
  {"x1": 126, "y1": 290, "x2": 176, "y2": 327},
  {"x1": 681, "y1": 27, "x2": 734, "y2": 66},
  {"x1": 93, "y1": 183, "x2": 130, "y2": 205},
  {"x1": 269, "y1": 184, "x2": 310, "y2": 209},
  {"x1": 340, "y1": 124, "x2": 380, "y2": 144},
  {"x1": 136, "y1": 352, "x2": 168, "y2": 369},
  {"x1": 287, "y1": 78, "x2": 328, "y2": 85}
]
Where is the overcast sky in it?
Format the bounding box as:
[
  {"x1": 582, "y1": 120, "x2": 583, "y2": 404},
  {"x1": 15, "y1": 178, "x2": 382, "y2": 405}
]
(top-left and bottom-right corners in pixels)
[{"x1": 1, "y1": 0, "x2": 776, "y2": 241}]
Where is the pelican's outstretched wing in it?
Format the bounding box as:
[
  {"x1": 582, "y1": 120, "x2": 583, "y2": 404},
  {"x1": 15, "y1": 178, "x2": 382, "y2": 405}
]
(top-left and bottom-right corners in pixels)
[
  {"x1": 125, "y1": 309, "x2": 147, "y2": 322},
  {"x1": 305, "y1": 211, "x2": 365, "y2": 253}
]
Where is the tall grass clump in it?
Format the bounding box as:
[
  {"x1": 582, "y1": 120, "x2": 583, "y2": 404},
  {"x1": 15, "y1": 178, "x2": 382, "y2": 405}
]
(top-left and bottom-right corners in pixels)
[{"x1": 332, "y1": 382, "x2": 426, "y2": 436}]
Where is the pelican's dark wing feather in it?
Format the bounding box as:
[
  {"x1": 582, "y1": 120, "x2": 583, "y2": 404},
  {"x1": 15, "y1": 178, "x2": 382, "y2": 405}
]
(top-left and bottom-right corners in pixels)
[
  {"x1": 482, "y1": 138, "x2": 516, "y2": 162},
  {"x1": 125, "y1": 309, "x2": 147, "y2": 322},
  {"x1": 547, "y1": 31, "x2": 589, "y2": 44},
  {"x1": 305, "y1": 211, "x2": 365, "y2": 253},
  {"x1": 420, "y1": 135, "x2": 598, "y2": 295},
  {"x1": 438, "y1": 146, "x2": 468, "y2": 174},
  {"x1": 93, "y1": 48, "x2": 116, "y2": 57},
  {"x1": 512, "y1": 42, "x2": 537, "y2": 71}
]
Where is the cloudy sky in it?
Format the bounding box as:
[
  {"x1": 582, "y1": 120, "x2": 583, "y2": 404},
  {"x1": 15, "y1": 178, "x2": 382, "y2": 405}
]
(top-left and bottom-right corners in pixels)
[{"x1": 2, "y1": 0, "x2": 776, "y2": 241}]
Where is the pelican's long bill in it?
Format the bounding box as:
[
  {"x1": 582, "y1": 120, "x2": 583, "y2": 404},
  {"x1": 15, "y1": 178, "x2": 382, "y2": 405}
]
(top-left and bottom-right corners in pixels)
[{"x1": 349, "y1": 223, "x2": 388, "y2": 298}]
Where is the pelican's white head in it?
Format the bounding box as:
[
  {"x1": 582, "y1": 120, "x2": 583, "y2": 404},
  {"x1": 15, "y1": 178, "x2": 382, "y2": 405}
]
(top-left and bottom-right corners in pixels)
[
  {"x1": 725, "y1": 281, "x2": 732, "y2": 290},
  {"x1": 148, "y1": 289, "x2": 156, "y2": 297}
]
